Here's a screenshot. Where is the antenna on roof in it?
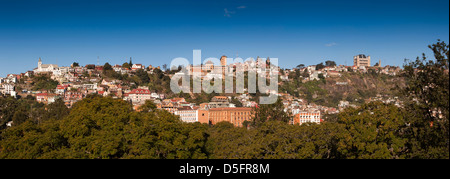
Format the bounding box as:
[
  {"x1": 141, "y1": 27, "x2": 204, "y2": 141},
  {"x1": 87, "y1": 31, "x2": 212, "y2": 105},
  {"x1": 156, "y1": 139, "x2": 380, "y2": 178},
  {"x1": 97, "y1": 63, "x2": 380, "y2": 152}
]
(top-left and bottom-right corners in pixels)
[{"x1": 97, "y1": 56, "x2": 99, "y2": 66}]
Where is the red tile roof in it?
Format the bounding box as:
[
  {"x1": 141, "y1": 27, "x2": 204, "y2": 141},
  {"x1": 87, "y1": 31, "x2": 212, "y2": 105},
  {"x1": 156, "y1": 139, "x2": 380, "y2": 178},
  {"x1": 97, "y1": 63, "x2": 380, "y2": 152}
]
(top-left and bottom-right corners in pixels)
[{"x1": 127, "y1": 88, "x2": 151, "y2": 94}]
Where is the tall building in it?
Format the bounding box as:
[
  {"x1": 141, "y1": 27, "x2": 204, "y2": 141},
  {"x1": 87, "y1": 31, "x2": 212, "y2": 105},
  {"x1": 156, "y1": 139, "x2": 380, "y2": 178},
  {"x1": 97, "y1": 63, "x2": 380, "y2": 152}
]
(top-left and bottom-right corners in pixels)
[{"x1": 353, "y1": 54, "x2": 371, "y2": 67}]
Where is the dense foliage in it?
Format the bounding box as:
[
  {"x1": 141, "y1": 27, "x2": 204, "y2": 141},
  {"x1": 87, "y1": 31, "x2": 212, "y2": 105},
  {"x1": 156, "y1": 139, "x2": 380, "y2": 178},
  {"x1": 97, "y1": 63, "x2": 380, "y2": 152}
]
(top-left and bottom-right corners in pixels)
[
  {"x1": 0, "y1": 95, "x2": 209, "y2": 159},
  {"x1": 0, "y1": 96, "x2": 447, "y2": 159},
  {"x1": 31, "y1": 74, "x2": 59, "y2": 91}
]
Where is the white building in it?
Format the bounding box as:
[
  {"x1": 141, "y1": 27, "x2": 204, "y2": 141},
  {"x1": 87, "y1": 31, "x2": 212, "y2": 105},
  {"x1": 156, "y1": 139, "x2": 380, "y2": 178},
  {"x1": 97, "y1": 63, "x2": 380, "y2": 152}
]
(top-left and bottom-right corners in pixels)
[
  {"x1": 131, "y1": 64, "x2": 145, "y2": 70},
  {"x1": 124, "y1": 88, "x2": 151, "y2": 104},
  {"x1": 0, "y1": 84, "x2": 16, "y2": 97},
  {"x1": 33, "y1": 58, "x2": 59, "y2": 74},
  {"x1": 6, "y1": 74, "x2": 17, "y2": 83},
  {"x1": 294, "y1": 111, "x2": 321, "y2": 125},
  {"x1": 309, "y1": 71, "x2": 323, "y2": 81},
  {"x1": 151, "y1": 93, "x2": 160, "y2": 99},
  {"x1": 175, "y1": 108, "x2": 199, "y2": 123}
]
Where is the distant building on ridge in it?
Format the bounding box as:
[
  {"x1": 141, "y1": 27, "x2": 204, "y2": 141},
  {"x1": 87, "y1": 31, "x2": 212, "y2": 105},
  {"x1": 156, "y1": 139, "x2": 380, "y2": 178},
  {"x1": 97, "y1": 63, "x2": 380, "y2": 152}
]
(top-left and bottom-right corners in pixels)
[{"x1": 353, "y1": 54, "x2": 371, "y2": 67}]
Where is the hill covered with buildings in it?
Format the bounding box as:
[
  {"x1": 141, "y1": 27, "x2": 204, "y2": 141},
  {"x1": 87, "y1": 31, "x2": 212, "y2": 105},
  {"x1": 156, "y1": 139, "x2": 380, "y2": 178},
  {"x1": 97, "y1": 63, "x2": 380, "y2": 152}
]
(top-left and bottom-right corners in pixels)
[{"x1": 0, "y1": 41, "x2": 448, "y2": 159}]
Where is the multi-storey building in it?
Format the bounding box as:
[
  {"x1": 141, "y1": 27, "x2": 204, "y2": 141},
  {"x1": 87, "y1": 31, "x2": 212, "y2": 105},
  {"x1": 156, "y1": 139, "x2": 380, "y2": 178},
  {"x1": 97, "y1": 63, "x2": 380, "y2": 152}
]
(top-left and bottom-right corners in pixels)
[
  {"x1": 353, "y1": 54, "x2": 371, "y2": 67},
  {"x1": 208, "y1": 107, "x2": 253, "y2": 127},
  {"x1": 56, "y1": 84, "x2": 69, "y2": 95},
  {"x1": 0, "y1": 83, "x2": 16, "y2": 97},
  {"x1": 124, "y1": 88, "x2": 151, "y2": 104},
  {"x1": 208, "y1": 96, "x2": 230, "y2": 108},
  {"x1": 175, "y1": 107, "x2": 198, "y2": 123},
  {"x1": 64, "y1": 91, "x2": 84, "y2": 107},
  {"x1": 292, "y1": 111, "x2": 322, "y2": 125}
]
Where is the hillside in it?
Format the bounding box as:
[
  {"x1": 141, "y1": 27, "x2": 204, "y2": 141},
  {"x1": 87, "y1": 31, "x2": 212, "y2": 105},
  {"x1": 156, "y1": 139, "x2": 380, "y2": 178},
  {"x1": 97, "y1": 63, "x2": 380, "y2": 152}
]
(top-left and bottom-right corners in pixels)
[{"x1": 280, "y1": 72, "x2": 406, "y2": 107}]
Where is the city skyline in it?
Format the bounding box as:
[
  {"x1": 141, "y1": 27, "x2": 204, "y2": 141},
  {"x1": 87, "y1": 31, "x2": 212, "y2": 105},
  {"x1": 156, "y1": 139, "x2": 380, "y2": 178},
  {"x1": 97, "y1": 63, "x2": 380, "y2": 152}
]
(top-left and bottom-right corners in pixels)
[{"x1": 1, "y1": 0, "x2": 449, "y2": 77}]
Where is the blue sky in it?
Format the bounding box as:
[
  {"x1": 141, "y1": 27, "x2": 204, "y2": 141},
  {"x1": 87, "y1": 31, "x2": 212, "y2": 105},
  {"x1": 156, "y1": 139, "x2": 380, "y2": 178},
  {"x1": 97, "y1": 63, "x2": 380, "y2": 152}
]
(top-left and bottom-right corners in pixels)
[{"x1": 0, "y1": 0, "x2": 448, "y2": 77}]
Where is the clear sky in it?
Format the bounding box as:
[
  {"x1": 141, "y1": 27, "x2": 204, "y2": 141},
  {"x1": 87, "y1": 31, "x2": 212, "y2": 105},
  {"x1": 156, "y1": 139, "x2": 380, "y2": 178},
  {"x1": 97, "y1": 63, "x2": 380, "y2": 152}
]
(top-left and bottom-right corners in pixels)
[{"x1": 0, "y1": 0, "x2": 448, "y2": 77}]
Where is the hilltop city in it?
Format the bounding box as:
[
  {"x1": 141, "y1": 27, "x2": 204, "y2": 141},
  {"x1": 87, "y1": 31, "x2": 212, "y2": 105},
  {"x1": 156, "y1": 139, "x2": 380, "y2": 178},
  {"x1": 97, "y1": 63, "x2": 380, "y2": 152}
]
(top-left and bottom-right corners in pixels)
[{"x1": 0, "y1": 54, "x2": 403, "y2": 128}]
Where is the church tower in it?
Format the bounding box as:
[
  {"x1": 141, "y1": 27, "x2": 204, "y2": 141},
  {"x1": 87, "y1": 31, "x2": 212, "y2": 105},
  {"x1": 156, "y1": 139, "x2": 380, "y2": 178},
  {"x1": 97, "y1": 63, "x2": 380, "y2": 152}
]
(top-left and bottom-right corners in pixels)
[{"x1": 38, "y1": 57, "x2": 42, "y2": 70}]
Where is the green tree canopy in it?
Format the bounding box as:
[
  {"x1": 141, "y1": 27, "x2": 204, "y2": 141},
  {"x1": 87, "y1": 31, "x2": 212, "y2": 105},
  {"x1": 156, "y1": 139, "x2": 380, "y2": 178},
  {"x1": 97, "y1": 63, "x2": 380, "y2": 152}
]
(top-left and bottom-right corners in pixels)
[{"x1": 402, "y1": 40, "x2": 449, "y2": 158}]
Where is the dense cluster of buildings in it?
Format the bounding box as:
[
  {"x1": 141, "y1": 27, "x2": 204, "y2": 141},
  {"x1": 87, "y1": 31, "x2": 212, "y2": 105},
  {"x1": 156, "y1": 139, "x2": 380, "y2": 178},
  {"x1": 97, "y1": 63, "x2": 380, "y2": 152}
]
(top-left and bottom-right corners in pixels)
[
  {"x1": 1, "y1": 54, "x2": 404, "y2": 127},
  {"x1": 279, "y1": 55, "x2": 401, "y2": 83}
]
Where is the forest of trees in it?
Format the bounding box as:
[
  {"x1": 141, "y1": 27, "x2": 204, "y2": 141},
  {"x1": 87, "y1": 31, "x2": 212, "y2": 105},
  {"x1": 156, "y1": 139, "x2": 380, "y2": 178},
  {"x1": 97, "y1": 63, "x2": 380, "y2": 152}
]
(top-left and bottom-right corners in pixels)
[{"x1": 0, "y1": 41, "x2": 448, "y2": 159}]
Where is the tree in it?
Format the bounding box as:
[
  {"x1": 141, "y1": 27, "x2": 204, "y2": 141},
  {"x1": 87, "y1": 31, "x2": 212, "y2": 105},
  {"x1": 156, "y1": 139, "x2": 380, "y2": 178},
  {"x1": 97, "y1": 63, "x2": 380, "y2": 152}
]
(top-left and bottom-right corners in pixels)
[
  {"x1": 138, "y1": 100, "x2": 157, "y2": 112},
  {"x1": 86, "y1": 64, "x2": 95, "y2": 69},
  {"x1": 122, "y1": 62, "x2": 131, "y2": 69},
  {"x1": 42, "y1": 98, "x2": 70, "y2": 122},
  {"x1": 318, "y1": 73, "x2": 325, "y2": 80},
  {"x1": 103, "y1": 62, "x2": 112, "y2": 71},
  {"x1": 31, "y1": 74, "x2": 59, "y2": 91},
  {"x1": 72, "y1": 62, "x2": 79, "y2": 67},
  {"x1": 402, "y1": 40, "x2": 449, "y2": 158},
  {"x1": 12, "y1": 107, "x2": 28, "y2": 126},
  {"x1": 316, "y1": 63, "x2": 325, "y2": 70},
  {"x1": 347, "y1": 67, "x2": 353, "y2": 72},
  {"x1": 231, "y1": 98, "x2": 243, "y2": 107},
  {"x1": 337, "y1": 102, "x2": 409, "y2": 159},
  {"x1": 135, "y1": 69, "x2": 150, "y2": 85},
  {"x1": 296, "y1": 64, "x2": 305, "y2": 69},
  {"x1": 251, "y1": 98, "x2": 291, "y2": 127},
  {"x1": 325, "y1": 60, "x2": 336, "y2": 67},
  {"x1": 0, "y1": 96, "x2": 18, "y2": 129},
  {"x1": 0, "y1": 95, "x2": 210, "y2": 159},
  {"x1": 302, "y1": 69, "x2": 309, "y2": 78}
]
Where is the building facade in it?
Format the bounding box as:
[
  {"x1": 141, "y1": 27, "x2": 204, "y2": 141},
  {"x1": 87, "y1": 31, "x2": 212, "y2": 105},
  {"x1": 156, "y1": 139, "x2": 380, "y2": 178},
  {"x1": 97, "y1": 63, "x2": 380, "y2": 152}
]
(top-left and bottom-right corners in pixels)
[
  {"x1": 34, "y1": 58, "x2": 59, "y2": 73},
  {"x1": 353, "y1": 54, "x2": 371, "y2": 67},
  {"x1": 124, "y1": 88, "x2": 151, "y2": 104},
  {"x1": 175, "y1": 107, "x2": 198, "y2": 123},
  {"x1": 293, "y1": 111, "x2": 322, "y2": 125},
  {"x1": 208, "y1": 107, "x2": 253, "y2": 127},
  {"x1": 208, "y1": 96, "x2": 230, "y2": 108}
]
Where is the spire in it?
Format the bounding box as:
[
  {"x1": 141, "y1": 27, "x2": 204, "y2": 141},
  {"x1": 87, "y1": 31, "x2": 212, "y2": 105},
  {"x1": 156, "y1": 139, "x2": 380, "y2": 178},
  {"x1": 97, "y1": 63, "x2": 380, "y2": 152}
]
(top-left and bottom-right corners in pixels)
[{"x1": 38, "y1": 57, "x2": 42, "y2": 70}]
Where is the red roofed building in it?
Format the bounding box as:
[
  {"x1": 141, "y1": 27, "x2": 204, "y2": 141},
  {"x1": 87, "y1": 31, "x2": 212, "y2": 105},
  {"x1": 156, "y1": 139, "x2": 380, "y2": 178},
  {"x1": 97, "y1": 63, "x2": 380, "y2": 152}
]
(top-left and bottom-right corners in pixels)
[
  {"x1": 36, "y1": 93, "x2": 58, "y2": 104},
  {"x1": 56, "y1": 84, "x2": 69, "y2": 95},
  {"x1": 98, "y1": 91, "x2": 106, "y2": 96},
  {"x1": 327, "y1": 70, "x2": 341, "y2": 77},
  {"x1": 95, "y1": 66, "x2": 103, "y2": 71},
  {"x1": 64, "y1": 91, "x2": 84, "y2": 107},
  {"x1": 124, "y1": 88, "x2": 151, "y2": 104},
  {"x1": 171, "y1": 98, "x2": 186, "y2": 103}
]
